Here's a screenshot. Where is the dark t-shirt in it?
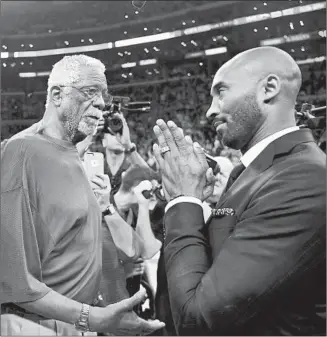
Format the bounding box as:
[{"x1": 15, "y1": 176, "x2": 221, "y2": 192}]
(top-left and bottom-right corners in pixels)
[{"x1": 1, "y1": 125, "x2": 102, "y2": 304}]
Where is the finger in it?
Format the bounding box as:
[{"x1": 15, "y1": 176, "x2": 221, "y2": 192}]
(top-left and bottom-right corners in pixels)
[
  {"x1": 90, "y1": 176, "x2": 107, "y2": 189},
  {"x1": 167, "y1": 121, "x2": 188, "y2": 150},
  {"x1": 95, "y1": 173, "x2": 110, "y2": 187},
  {"x1": 153, "y1": 125, "x2": 168, "y2": 150},
  {"x1": 115, "y1": 288, "x2": 147, "y2": 313},
  {"x1": 193, "y1": 142, "x2": 208, "y2": 167},
  {"x1": 206, "y1": 167, "x2": 216, "y2": 184},
  {"x1": 152, "y1": 143, "x2": 165, "y2": 170},
  {"x1": 138, "y1": 319, "x2": 165, "y2": 335},
  {"x1": 154, "y1": 120, "x2": 178, "y2": 153}
]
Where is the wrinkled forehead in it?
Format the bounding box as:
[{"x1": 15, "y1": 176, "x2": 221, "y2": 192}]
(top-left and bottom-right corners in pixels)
[{"x1": 78, "y1": 66, "x2": 107, "y2": 90}]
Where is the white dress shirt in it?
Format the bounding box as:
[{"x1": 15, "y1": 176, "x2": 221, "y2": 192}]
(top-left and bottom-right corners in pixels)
[{"x1": 165, "y1": 126, "x2": 300, "y2": 213}]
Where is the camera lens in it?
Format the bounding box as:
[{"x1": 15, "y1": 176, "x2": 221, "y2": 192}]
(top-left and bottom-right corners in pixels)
[{"x1": 108, "y1": 116, "x2": 123, "y2": 133}]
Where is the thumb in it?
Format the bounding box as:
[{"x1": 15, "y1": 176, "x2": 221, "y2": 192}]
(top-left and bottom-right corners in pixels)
[
  {"x1": 206, "y1": 167, "x2": 216, "y2": 185},
  {"x1": 114, "y1": 288, "x2": 147, "y2": 313},
  {"x1": 193, "y1": 142, "x2": 207, "y2": 167}
]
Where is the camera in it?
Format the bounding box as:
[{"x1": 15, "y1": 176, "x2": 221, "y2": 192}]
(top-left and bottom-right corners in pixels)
[{"x1": 102, "y1": 96, "x2": 151, "y2": 135}]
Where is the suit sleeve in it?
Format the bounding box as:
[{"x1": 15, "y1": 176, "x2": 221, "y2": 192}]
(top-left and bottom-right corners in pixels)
[
  {"x1": 0, "y1": 139, "x2": 51, "y2": 303},
  {"x1": 163, "y1": 162, "x2": 326, "y2": 335}
]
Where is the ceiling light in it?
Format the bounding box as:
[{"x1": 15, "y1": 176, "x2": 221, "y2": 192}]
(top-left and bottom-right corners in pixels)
[
  {"x1": 181, "y1": 42, "x2": 187, "y2": 47},
  {"x1": 3, "y1": 63, "x2": 6, "y2": 67},
  {"x1": 153, "y1": 46, "x2": 160, "y2": 51},
  {"x1": 129, "y1": 72, "x2": 133, "y2": 76},
  {"x1": 122, "y1": 74, "x2": 127, "y2": 78},
  {"x1": 21, "y1": 44, "x2": 24, "y2": 47},
  {"x1": 118, "y1": 52, "x2": 124, "y2": 57},
  {"x1": 29, "y1": 44, "x2": 33, "y2": 48},
  {"x1": 124, "y1": 31, "x2": 128, "y2": 35},
  {"x1": 182, "y1": 22, "x2": 186, "y2": 26},
  {"x1": 125, "y1": 15, "x2": 129, "y2": 19},
  {"x1": 199, "y1": 62, "x2": 203, "y2": 66},
  {"x1": 291, "y1": 49, "x2": 295, "y2": 52},
  {"x1": 128, "y1": 52, "x2": 131, "y2": 56},
  {"x1": 135, "y1": 10, "x2": 139, "y2": 14},
  {"x1": 10, "y1": 62, "x2": 16, "y2": 67},
  {"x1": 300, "y1": 20, "x2": 304, "y2": 26},
  {"x1": 254, "y1": 28, "x2": 258, "y2": 32},
  {"x1": 124, "y1": 51, "x2": 129, "y2": 54},
  {"x1": 144, "y1": 48, "x2": 149, "y2": 53},
  {"x1": 263, "y1": 2, "x2": 267, "y2": 5},
  {"x1": 212, "y1": 37, "x2": 217, "y2": 41},
  {"x1": 223, "y1": 36, "x2": 228, "y2": 41},
  {"x1": 144, "y1": 27, "x2": 147, "y2": 31},
  {"x1": 187, "y1": 73, "x2": 191, "y2": 76},
  {"x1": 289, "y1": 22, "x2": 294, "y2": 30},
  {"x1": 254, "y1": 7, "x2": 257, "y2": 10},
  {"x1": 2, "y1": 45, "x2": 7, "y2": 49},
  {"x1": 64, "y1": 41, "x2": 69, "y2": 45},
  {"x1": 191, "y1": 40, "x2": 198, "y2": 46},
  {"x1": 81, "y1": 39, "x2": 84, "y2": 42},
  {"x1": 20, "y1": 62, "x2": 24, "y2": 65},
  {"x1": 29, "y1": 61, "x2": 33, "y2": 65},
  {"x1": 301, "y1": 46, "x2": 305, "y2": 51},
  {"x1": 48, "y1": 29, "x2": 52, "y2": 33},
  {"x1": 89, "y1": 38, "x2": 93, "y2": 43},
  {"x1": 192, "y1": 20, "x2": 196, "y2": 23}
]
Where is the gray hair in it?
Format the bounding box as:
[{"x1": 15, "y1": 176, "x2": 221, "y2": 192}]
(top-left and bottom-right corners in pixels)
[{"x1": 45, "y1": 54, "x2": 106, "y2": 109}]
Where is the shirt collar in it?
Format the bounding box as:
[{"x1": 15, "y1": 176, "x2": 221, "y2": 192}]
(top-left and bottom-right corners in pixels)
[{"x1": 241, "y1": 126, "x2": 300, "y2": 167}]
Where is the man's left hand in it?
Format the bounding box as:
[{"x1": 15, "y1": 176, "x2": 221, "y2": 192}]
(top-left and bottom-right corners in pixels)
[{"x1": 153, "y1": 120, "x2": 216, "y2": 202}]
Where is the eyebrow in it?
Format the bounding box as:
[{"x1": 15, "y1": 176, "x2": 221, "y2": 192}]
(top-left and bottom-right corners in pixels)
[{"x1": 211, "y1": 81, "x2": 227, "y2": 96}]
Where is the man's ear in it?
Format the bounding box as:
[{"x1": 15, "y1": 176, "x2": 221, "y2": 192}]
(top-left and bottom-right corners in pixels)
[
  {"x1": 261, "y1": 74, "x2": 281, "y2": 104},
  {"x1": 50, "y1": 86, "x2": 63, "y2": 107}
]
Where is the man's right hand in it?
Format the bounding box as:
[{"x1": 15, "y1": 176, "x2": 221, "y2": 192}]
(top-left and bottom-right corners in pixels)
[{"x1": 89, "y1": 288, "x2": 165, "y2": 335}]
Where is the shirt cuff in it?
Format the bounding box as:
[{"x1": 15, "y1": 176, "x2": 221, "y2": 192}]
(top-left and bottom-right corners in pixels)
[{"x1": 165, "y1": 196, "x2": 203, "y2": 213}]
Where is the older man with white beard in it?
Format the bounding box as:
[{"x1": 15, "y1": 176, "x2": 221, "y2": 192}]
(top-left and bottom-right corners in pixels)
[{"x1": 0, "y1": 55, "x2": 164, "y2": 336}]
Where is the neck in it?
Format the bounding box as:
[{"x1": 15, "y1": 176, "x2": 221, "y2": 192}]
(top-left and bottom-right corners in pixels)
[
  {"x1": 42, "y1": 108, "x2": 71, "y2": 142},
  {"x1": 241, "y1": 109, "x2": 296, "y2": 154},
  {"x1": 106, "y1": 148, "x2": 125, "y2": 174},
  {"x1": 114, "y1": 191, "x2": 131, "y2": 214}
]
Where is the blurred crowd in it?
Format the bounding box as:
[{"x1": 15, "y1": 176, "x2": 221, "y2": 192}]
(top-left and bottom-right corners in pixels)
[{"x1": 1, "y1": 60, "x2": 326, "y2": 167}]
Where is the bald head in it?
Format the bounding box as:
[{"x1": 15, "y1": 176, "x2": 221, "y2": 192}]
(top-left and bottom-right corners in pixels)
[
  {"x1": 215, "y1": 47, "x2": 302, "y2": 103},
  {"x1": 207, "y1": 47, "x2": 301, "y2": 151}
]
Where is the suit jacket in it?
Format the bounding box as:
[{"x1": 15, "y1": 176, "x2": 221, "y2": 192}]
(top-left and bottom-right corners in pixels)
[{"x1": 163, "y1": 129, "x2": 326, "y2": 336}]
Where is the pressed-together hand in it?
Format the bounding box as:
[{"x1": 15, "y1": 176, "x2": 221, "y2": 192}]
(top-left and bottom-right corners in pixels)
[
  {"x1": 90, "y1": 174, "x2": 111, "y2": 211},
  {"x1": 153, "y1": 120, "x2": 216, "y2": 202},
  {"x1": 89, "y1": 288, "x2": 165, "y2": 335}
]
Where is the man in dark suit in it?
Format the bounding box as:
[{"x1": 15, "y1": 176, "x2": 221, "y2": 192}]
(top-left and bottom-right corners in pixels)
[{"x1": 152, "y1": 46, "x2": 326, "y2": 335}]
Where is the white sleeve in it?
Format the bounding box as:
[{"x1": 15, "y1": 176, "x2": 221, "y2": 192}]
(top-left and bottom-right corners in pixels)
[{"x1": 165, "y1": 196, "x2": 203, "y2": 213}]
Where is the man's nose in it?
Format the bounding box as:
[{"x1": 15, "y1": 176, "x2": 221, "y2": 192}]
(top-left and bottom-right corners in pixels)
[
  {"x1": 93, "y1": 94, "x2": 106, "y2": 111},
  {"x1": 206, "y1": 98, "x2": 219, "y2": 119}
]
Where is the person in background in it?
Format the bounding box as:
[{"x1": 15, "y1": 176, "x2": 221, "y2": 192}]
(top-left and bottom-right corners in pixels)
[
  {"x1": 1, "y1": 54, "x2": 164, "y2": 336},
  {"x1": 112, "y1": 165, "x2": 162, "y2": 315},
  {"x1": 90, "y1": 111, "x2": 150, "y2": 195},
  {"x1": 153, "y1": 46, "x2": 325, "y2": 335}
]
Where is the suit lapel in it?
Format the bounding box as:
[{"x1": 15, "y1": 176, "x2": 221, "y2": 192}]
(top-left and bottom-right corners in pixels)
[{"x1": 215, "y1": 129, "x2": 315, "y2": 210}]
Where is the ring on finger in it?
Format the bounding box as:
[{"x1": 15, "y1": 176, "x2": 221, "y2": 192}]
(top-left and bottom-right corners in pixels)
[{"x1": 160, "y1": 145, "x2": 170, "y2": 155}]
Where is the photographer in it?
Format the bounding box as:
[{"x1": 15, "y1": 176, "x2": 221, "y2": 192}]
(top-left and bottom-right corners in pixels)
[{"x1": 90, "y1": 109, "x2": 150, "y2": 195}]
